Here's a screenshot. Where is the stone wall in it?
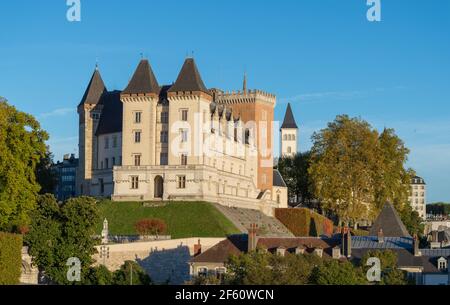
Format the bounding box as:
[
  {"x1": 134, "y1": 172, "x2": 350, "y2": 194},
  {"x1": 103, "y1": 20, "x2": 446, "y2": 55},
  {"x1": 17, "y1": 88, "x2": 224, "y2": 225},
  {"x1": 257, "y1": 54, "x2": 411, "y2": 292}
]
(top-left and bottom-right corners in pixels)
[{"x1": 93, "y1": 238, "x2": 224, "y2": 285}]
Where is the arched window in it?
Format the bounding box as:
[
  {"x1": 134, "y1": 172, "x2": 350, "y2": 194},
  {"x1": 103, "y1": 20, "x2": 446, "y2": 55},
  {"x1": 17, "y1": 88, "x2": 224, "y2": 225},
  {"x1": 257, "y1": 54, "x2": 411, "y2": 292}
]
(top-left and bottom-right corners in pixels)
[
  {"x1": 284, "y1": 134, "x2": 287, "y2": 141},
  {"x1": 287, "y1": 147, "x2": 292, "y2": 153}
]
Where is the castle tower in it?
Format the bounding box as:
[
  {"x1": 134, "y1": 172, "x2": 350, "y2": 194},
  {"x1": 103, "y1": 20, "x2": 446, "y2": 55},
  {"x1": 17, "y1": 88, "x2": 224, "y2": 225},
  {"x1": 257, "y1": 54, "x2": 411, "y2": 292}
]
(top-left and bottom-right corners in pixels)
[
  {"x1": 77, "y1": 67, "x2": 107, "y2": 195},
  {"x1": 167, "y1": 58, "x2": 212, "y2": 166},
  {"x1": 216, "y1": 76, "x2": 276, "y2": 191},
  {"x1": 280, "y1": 103, "x2": 298, "y2": 158},
  {"x1": 120, "y1": 59, "x2": 160, "y2": 167}
]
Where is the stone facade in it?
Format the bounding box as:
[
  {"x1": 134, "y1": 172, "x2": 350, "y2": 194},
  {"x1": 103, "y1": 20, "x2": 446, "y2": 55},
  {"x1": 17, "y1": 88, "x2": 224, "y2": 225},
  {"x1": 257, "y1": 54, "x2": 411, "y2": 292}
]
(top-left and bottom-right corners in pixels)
[
  {"x1": 408, "y1": 176, "x2": 427, "y2": 220},
  {"x1": 77, "y1": 58, "x2": 291, "y2": 216},
  {"x1": 93, "y1": 238, "x2": 224, "y2": 285}
]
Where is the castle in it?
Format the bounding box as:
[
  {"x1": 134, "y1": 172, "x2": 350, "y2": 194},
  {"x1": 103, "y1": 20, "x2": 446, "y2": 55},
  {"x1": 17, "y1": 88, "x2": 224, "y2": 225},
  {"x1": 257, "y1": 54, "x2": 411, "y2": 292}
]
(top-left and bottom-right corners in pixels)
[{"x1": 76, "y1": 58, "x2": 298, "y2": 216}]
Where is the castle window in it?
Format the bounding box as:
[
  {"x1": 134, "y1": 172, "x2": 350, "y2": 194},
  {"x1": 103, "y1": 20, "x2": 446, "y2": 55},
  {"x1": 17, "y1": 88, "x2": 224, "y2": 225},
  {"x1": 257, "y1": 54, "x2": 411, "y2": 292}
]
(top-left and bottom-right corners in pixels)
[
  {"x1": 180, "y1": 129, "x2": 188, "y2": 143},
  {"x1": 112, "y1": 157, "x2": 116, "y2": 166},
  {"x1": 104, "y1": 137, "x2": 109, "y2": 149},
  {"x1": 181, "y1": 154, "x2": 188, "y2": 166},
  {"x1": 284, "y1": 134, "x2": 287, "y2": 141},
  {"x1": 161, "y1": 112, "x2": 169, "y2": 124},
  {"x1": 112, "y1": 136, "x2": 118, "y2": 148},
  {"x1": 160, "y1": 131, "x2": 168, "y2": 143},
  {"x1": 287, "y1": 147, "x2": 292, "y2": 153},
  {"x1": 131, "y1": 176, "x2": 139, "y2": 189},
  {"x1": 134, "y1": 112, "x2": 142, "y2": 124},
  {"x1": 277, "y1": 194, "x2": 281, "y2": 204},
  {"x1": 134, "y1": 154, "x2": 141, "y2": 166},
  {"x1": 134, "y1": 131, "x2": 141, "y2": 143},
  {"x1": 92, "y1": 113, "x2": 100, "y2": 120},
  {"x1": 438, "y1": 258, "x2": 447, "y2": 271},
  {"x1": 105, "y1": 158, "x2": 109, "y2": 169},
  {"x1": 177, "y1": 176, "x2": 186, "y2": 189},
  {"x1": 181, "y1": 109, "x2": 188, "y2": 122},
  {"x1": 160, "y1": 153, "x2": 168, "y2": 166},
  {"x1": 292, "y1": 135, "x2": 296, "y2": 141}
]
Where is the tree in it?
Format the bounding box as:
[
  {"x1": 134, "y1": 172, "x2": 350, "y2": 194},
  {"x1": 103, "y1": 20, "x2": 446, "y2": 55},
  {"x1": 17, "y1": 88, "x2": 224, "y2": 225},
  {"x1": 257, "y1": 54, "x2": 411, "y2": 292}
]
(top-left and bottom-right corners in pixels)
[
  {"x1": 361, "y1": 250, "x2": 409, "y2": 285},
  {"x1": 113, "y1": 261, "x2": 152, "y2": 285},
  {"x1": 311, "y1": 259, "x2": 367, "y2": 285},
  {"x1": 135, "y1": 218, "x2": 167, "y2": 237},
  {"x1": 397, "y1": 204, "x2": 425, "y2": 237},
  {"x1": 83, "y1": 265, "x2": 114, "y2": 285},
  {"x1": 277, "y1": 152, "x2": 313, "y2": 206},
  {"x1": 0, "y1": 98, "x2": 49, "y2": 231},
  {"x1": 25, "y1": 195, "x2": 100, "y2": 284},
  {"x1": 309, "y1": 115, "x2": 413, "y2": 226},
  {"x1": 35, "y1": 148, "x2": 58, "y2": 195}
]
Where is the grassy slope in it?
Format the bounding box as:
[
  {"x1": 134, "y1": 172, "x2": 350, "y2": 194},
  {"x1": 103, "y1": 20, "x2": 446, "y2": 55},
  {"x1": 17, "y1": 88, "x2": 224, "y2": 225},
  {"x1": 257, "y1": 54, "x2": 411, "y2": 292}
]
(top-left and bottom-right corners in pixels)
[{"x1": 97, "y1": 201, "x2": 240, "y2": 239}]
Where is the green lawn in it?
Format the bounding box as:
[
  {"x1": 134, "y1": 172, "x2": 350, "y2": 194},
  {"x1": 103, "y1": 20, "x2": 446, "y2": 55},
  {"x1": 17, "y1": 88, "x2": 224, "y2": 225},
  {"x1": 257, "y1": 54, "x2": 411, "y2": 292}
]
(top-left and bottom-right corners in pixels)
[{"x1": 96, "y1": 201, "x2": 240, "y2": 239}]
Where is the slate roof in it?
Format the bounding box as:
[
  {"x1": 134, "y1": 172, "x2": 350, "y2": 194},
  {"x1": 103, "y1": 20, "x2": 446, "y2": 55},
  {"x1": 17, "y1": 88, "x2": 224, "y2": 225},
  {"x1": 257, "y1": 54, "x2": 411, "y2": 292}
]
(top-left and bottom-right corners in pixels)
[
  {"x1": 79, "y1": 68, "x2": 107, "y2": 106},
  {"x1": 411, "y1": 176, "x2": 426, "y2": 185},
  {"x1": 273, "y1": 170, "x2": 287, "y2": 187},
  {"x1": 369, "y1": 203, "x2": 411, "y2": 237},
  {"x1": 351, "y1": 236, "x2": 413, "y2": 250},
  {"x1": 281, "y1": 103, "x2": 298, "y2": 129},
  {"x1": 168, "y1": 58, "x2": 210, "y2": 95},
  {"x1": 95, "y1": 91, "x2": 123, "y2": 136},
  {"x1": 122, "y1": 59, "x2": 160, "y2": 95}
]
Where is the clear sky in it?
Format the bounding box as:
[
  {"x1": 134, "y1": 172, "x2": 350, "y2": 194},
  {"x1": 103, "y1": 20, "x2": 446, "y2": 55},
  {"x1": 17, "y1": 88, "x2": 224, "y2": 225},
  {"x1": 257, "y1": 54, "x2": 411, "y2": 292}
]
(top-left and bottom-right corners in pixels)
[{"x1": 0, "y1": 0, "x2": 449, "y2": 202}]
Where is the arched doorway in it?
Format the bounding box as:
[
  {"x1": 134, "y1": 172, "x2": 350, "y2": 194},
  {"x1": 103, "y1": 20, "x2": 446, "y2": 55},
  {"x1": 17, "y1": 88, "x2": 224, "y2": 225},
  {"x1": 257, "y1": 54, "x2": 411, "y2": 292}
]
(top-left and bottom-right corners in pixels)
[{"x1": 154, "y1": 176, "x2": 164, "y2": 199}]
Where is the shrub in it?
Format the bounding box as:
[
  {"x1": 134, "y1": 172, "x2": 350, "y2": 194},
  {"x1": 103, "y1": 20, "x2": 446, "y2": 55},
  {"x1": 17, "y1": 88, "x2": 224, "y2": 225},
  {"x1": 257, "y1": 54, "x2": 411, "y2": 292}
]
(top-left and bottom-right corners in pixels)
[
  {"x1": 135, "y1": 219, "x2": 167, "y2": 237},
  {"x1": 275, "y1": 208, "x2": 334, "y2": 237},
  {"x1": 0, "y1": 232, "x2": 23, "y2": 285}
]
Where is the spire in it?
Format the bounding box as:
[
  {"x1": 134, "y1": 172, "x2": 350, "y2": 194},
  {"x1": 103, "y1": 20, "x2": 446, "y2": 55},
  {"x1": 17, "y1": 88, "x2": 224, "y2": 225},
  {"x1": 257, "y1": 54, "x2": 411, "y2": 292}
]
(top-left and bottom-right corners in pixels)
[
  {"x1": 168, "y1": 58, "x2": 210, "y2": 95},
  {"x1": 281, "y1": 103, "x2": 298, "y2": 129},
  {"x1": 79, "y1": 67, "x2": 107, "y2": 106},
  {"x1": 122, "y1": 59, "x2": 160, "y2": 95},
  {"x1": 243, "y1": 72, "x2": 247, "y2": 93}
]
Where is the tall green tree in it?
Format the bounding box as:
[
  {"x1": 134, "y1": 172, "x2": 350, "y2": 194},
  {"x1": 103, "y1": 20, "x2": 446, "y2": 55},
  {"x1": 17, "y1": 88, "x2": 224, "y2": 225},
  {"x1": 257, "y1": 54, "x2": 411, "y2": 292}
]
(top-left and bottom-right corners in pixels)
[
  {"x1": 311, "y1": 259, "x2": 367, "y2": 285},
  {"x1": 309, "y1": 115, "x2": 379, "y2": 224},
  {"x1": 26, "y1": 195, "x2": 100, "y2": 284},
  {"x1": 277, "y1": 152, "x2": 313, "y2": 206},
  {"x1": 361, "y1": 250, "x2": 410, "y2": 285},
  {"x1": 0, "y1": 98, "x2": 48, "y2": 231},
  {"x1": 35, "y1": 148, "x2": 58, "y2": 195},
  {"x1": 309, "y1": 115, "x2": 413, "y2": 225}
]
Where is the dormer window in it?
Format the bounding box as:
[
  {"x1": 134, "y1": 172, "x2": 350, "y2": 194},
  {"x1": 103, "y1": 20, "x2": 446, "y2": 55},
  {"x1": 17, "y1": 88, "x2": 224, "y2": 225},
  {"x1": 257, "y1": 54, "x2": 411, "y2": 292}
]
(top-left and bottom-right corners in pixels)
[{"x1": 437, "y1": 257, "x2": 448, "y2": 271}]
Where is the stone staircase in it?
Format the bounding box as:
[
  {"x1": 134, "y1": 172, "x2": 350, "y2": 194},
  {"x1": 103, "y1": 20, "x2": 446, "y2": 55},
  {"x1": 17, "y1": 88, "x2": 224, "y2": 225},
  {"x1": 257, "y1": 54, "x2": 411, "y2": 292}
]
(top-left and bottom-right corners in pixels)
[{"x1": 214, "y1": 204, "x2": 294, "y2": 237}]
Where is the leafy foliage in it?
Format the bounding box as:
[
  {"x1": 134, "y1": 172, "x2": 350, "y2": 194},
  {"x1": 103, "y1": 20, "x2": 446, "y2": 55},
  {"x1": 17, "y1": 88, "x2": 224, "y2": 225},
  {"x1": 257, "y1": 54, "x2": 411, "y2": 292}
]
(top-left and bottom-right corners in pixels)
[
  {"x1": 311, "y1": 259, "x2": 367, "y2": 285},
  {"x1": 309, "y1": 115, "x2": 414, "y2": 225},
  {"x1": 0, "y1": 232, "x2": 23, "y2": 284},
  {"x1": 277, "y1": 152, "x2": 313, "y2": 206},
  {"x1": 25, "y1": 195, "x2": 100, "y2": 284},
  {"x1": 427, "y1": 202, "x2": 450, "y2": 216},
  {"x1": 112, "y1": 261, "x2": 152, "y2": 285},
  {"x1": 0, "y1": 98, "x2": 49, "y2": 231},
  {"x1": 275, "y1": 208, "x2": 334, "y2": 237},
  {"x1": 135, "y1": 218, "x2": 167, "y2": 237},
  {"x1": 35, "y1": 149, "x2": 58, "y2": 195},
  {"x1": 361, "y1": 250, "x2": 410, "y2": 285}
]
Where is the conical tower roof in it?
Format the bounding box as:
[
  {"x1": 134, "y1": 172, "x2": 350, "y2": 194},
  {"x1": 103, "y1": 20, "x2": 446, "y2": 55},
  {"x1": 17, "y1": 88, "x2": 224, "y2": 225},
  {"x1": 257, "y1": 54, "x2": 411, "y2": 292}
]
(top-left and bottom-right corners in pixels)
[
  {"x1": 168, "y1": 58, "x2": 210, "y2": 95},
  {"x1": 369, "y1": 203, "x2": 411, "y2": 237},
  {"x1": 281, "y1": 103, "x2": 298, "y2": 129},
  {"x1": 122, "y1": 59, "x2": 160, "y2": 95},
  {"x1": 79, "y1": 68, "x2": 107, "y2": 106}
]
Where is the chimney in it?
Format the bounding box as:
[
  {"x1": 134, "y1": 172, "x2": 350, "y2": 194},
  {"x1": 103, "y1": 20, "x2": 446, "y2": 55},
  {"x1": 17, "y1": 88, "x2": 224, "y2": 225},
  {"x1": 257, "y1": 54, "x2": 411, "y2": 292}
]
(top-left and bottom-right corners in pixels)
[
  {"x1": 341, "y1": 227, "x2": 352, "y2": 258},
  {"x1": 413, "y1": 234, "x2": 421, "y2": 257},
  {"x1": 313, "y1": 247, "x2": 323, "y2": 258},
  {"x1": 248, "y1": 223, "x2": 258, "y2": 252},
  {"x1": 295, "y1": 246, "x2": 305, "y2": 255},
  {"x1": 332, "y1": 246, "x2": 341, "y2": 259},
  {"x1": 431, "y1": 231, "x2": 438, "y2": 243},
  {"x1": 193, "y1": 239, "x2": 202, "y2": 256},
  {"x1": 276, "y1": 246, "x2": 286, "y2": 257},
  {"x1": 378, "y1": 229, "x2": 384, "y2": 244}
]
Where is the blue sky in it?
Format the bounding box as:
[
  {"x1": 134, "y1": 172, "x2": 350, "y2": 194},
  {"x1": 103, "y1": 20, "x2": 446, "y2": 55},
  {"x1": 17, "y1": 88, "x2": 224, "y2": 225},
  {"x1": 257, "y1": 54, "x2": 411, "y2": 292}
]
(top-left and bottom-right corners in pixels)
[{"x1": 0, "y1": 0, "x2": 449, "y2": 202}]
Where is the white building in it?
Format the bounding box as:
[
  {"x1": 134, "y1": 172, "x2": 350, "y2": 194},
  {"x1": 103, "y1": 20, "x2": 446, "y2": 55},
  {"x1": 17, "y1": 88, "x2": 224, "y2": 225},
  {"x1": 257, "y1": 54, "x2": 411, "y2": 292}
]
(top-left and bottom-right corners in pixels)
[
  {"x1": 280, "y1": 103, "x2": 298, "y2": 158},
  {"x1": 409, "y1": 176, "x2": 427, "y2": 220},
  {"x1": 76, "y1": 58, "x2": 291, "y2": 216}
]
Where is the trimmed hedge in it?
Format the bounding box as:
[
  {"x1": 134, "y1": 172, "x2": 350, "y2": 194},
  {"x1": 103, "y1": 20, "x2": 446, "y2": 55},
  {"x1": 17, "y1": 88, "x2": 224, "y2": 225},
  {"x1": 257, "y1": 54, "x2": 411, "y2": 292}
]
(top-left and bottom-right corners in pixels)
[
  {"x1": 0, "y1": 232, "x2": 23, "y2": 285},
  {"x1": 275, "y1": 208, "x2": 334, "y2": 237}
]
